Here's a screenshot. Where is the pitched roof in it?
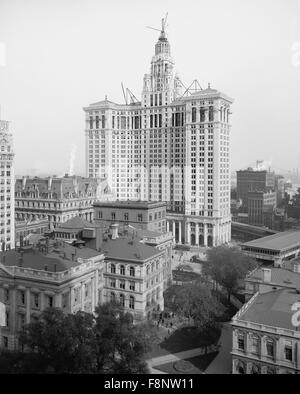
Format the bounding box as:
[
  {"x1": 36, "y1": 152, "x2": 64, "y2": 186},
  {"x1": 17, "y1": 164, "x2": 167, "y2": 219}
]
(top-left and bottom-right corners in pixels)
[
  {"x1": 237, "y1": 289, "x2": 300, "y2": 330},
  {"x1": 242, "y1": 231, "x2": 300, "y2": 252},
  {"x1": 0, "y1": 243, "x2": 101, "y2": 273},
  {"x1": 58, "y1": 216, "x2": 96, "y2": 230}
]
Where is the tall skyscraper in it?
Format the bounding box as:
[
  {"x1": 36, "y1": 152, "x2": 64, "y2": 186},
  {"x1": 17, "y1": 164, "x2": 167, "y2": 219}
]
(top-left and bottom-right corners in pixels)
[
  {"x1": 84, "y1": 21, "x2": 233, "y2": 247},
  {"x1": 0, "y1": 119, "x2": 15, "y2": 250}
]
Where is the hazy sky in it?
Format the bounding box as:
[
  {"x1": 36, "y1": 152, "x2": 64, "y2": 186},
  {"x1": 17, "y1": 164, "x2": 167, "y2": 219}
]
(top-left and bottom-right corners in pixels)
[{"x1": 1, "y1": 0, "x2": 300, "y2": 176}]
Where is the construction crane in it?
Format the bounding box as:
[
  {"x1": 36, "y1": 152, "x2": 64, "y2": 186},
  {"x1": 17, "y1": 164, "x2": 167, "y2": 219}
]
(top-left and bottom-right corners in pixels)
[
  {"x1": 121, "y1": 83, "x2": 139, "y2": 105},
  {"x1": 146, "y1": 13, "x2": 168, "y2": 35}
]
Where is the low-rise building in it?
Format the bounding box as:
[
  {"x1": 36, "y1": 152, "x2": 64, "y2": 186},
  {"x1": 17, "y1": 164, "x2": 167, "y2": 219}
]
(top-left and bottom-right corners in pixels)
[
  {"x1": 15, "y1": 175, "x2": 111, "y2": 229},
  {"x1": 241, "y1": 231, "x2": 300, "y2": 267},
  {"x1": 244, "y1": 259, "x2": 300, "y2": 301},
  {"x1": 231, "y1": 289, "x2": 300, "y2": 374},
  {"x1": 94, "y1": 200, "x2": 167, "y2": 233},
  {"x1": 54, "y1": 215, "x2": 174, "y2": 290},
  {"x1": 0, "y1": 240, "x2": 105, "y2": 350},
  {"x1": 15, "y1": 218, "x2": 49, "y2": 245}
]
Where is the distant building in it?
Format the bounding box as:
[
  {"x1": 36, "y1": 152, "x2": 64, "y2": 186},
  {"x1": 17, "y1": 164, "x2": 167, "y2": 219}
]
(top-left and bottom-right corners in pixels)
[
  {"x1": 241, "y1": 231, "x2": 300, "y2": 267},
  {"x1": 15, "y1": 218, "x2": 49, "y2": 246},
  {"x1": 15, "y1": 175, "x2": 112, "y2": 230},
  {"x1": 0, "y1": 119, "x2": 15, "y2": 251},
  {"x1": 247, "y1": 191, "x2": 276, "y2": 228},
  {"x1": 236, "y1": 169, "x2": 275, "y2": 209},
  {"x1": 0, "y1": 240, "x2": 105, "y2": 350},
  {"x1": 94, "y1": 200, "x2": 167, "y2": 233},
  {"x1": 231, "y1": 289, "x2": 300, "y2": 374}
]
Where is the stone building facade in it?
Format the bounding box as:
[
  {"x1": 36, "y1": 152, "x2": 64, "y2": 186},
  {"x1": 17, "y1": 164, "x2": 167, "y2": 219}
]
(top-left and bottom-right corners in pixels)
[{"x1": 15, "y1": 175, "x2": 111, "y2": 229}]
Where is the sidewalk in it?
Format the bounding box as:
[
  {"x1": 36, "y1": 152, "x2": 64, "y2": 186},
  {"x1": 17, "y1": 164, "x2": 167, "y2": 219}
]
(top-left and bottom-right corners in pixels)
[
  {"x1": 147, "y1": 344, "x2": 218, "y2": 368},
  {"x1": 204, "y1": 323, "x2": 232, "y2": 374}
]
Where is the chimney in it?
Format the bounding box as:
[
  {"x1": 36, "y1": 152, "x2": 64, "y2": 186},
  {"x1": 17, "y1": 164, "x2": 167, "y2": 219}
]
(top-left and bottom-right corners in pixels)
[
  {"x1": 111, "y1": 223, "x2": 119, "y2": 240},
  {"x1": 95, "y1": 226, "x2": 103, "y2": 251},
  {"x1": 262, "y1": 268, "x2": 271, "y2": 283},
  {"x1": 293, "y1": 262, "x2": 300, "y2": 274}
]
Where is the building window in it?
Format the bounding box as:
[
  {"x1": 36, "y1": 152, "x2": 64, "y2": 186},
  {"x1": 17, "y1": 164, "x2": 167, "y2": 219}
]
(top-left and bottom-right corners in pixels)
[
  {"x1": 129, "y1": 266, "x2": 135, "y2": 277},
  {"x1": 111, "y1": 212, "x2": 116, "y2": 221},
  {"x1": 251, "y1": 335, "x2": 260, "y2": 354},
  {"x1": 285, "y1": 345, "x2": 293, "y2": 361},
  {"x1": 266, "y1": 340, "x2": 274, "y2": 358},
  {"x1": 33, "y1": 294, "x2": 39, "y2": 309},
  {"x1": 129, "y1": 282, "x2": 135, "y2": 291},
  {"x1": 18, "y1": 291, "x2": 25, "y2": 306},
  {"x1": 237, "y1": 335, "x2": 245, "y2": 351},
  {"x1": 120, "y1": 265, "x2": 125, "y2": 275},
  {"x1": 3, "y1": 336, "x2": 8, "y2": 348},
  {"x1": 110, "y1": 292, "x2": 116, "y2": 303},
  {"x1": 129, "y1": 296, "x2": 135, "y2": 310},
  {"x1": 98, "y1": 211, "x2": 103, "y2": 219},
  {"x1": 137, "y1": 213, "x2": 143, "y2": 222},
  {"x1": 110, "y1": 279, "x2": 116, "y2": 288},
  {"x1": 119, "y1": 293, "x2": 125, "y2": 307},
  {"x1": 124, "y1": 213, "x2": 129, "y2": 221},
  {"x1": 119, "y1": 280, "x2": 125, "y2": 290},
  {"x1": 48, "y1": 296, "x2": 54, "y2": 308},
  {"x1": 111, "y1": 264, "x2": 116, "y2": 274}
]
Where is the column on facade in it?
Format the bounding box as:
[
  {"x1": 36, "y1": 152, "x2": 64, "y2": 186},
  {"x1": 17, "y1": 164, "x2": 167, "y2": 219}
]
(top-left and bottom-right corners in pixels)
[
  {"x1": 204, "y1": 223, "x2": 208, "y2": 247},
  {"x1": 166, "y1": 221, "x2": 170, "y2": 233},
  {"x1": 195, "y1": 223, "x2": 199, "y2": 246},
  {"x1": 186, "y1": 222, "x2": 191, "y2": 244},
  {"x1": 91, "y1": 276, "x2": 95, "y2": 312},
  {"x1": 81, "y1": 282, "x2": 85, "y2": 311},
  {"x1": 55, "y1": 293, "x2": 62, "y2": 308},
  {"x1": 172, "y1": 221, "x2": 176, "y2": 242},
  {"x1": 40, "y1": 291, "x2": 45, "y2": 311},
  {"x1": 25, "y1": 288, "x2": 31, "y2": 324},
  {"x1": 178, "y1": 222, "x2": 182, "y2": 244},
  {"x1": 212, "y1": 225, "x2": 216, "y2": 247}
]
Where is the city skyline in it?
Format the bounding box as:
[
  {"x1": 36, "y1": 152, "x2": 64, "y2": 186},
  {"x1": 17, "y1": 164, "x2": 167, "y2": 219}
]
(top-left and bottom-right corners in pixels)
[{"x1": 1, "y1": 0, "x2": 300, "y2": 176}]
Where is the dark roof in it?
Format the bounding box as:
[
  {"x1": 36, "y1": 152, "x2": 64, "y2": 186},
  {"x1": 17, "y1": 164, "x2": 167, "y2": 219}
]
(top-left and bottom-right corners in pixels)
[
  {"x1": 242, "y1": 231, "x2": 300, "y2": 252},
  {"x1": 238, "y1": 289, "x2": 300, "y2": 330},
  {"x1": 246, "y1": 265, "x2": 300, "y2": 288},
  {"x1": 86, "y1": 236, "x2": 162, "y2": 262},
  {"x1": 0, "y1": 243, "x2": 101, "y2": 273},
  {"x1": 57, "y1": 216, "x2": 96, "y2": 230}
]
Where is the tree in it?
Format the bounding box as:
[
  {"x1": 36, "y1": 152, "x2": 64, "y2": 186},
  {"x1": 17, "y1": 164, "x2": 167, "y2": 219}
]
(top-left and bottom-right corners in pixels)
[
  {"x1": 19, "y1": 308, "x2": 96, "y2": 373},
  {"x1": 1, "y1": 303, "x2": 158, "y2": 374},
  {"x1": 169, "y1": 282, "x2": 224, "y2": 331},
  {"x1": 204, "y1": 246, "x2": 257, "y2": 302},
  {"x1": 94, "y1": 302, "x2": 155, "y2": 374}
]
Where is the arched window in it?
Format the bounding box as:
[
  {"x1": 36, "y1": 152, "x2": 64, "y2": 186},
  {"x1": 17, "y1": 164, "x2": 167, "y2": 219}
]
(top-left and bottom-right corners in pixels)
[
  {"x1": 129, "y1": 266, "x2": 135, "y2": 277},
  {"x1": 120, "y1": 265, "x2": 125, "y2": 275},
  {"x1": 146, "y1": 265, "x2": 150, "y2": 275},
  {"x1": 111, "y1": 264, "x2": 116, "y2": 274},
  {"x1": 119, "y1": 293, "x2": 125, "y2": 307},
  {"x1": 251, "y1": 363, "x2": 260, "y2": 374},
  {"x1": 236, "y1": 361, "x2": 246, "y2": 374},
  {"x1": 129, "y1": 296, "x2": 135, "y2": 310}
]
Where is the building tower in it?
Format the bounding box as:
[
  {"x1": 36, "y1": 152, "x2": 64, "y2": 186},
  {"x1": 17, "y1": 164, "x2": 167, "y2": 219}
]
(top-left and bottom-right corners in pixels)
[
  {"x1": 84, "y1": 20, "x2": 233, "y2": 246},
  {"x1": 0, "y1": 118, "x2": 15, "y2": 250}
]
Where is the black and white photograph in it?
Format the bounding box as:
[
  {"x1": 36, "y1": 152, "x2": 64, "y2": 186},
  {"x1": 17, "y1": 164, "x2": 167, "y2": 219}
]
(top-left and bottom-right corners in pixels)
[{"x1": 0, "y1": 0, "x2": 300, "y2": 380}]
